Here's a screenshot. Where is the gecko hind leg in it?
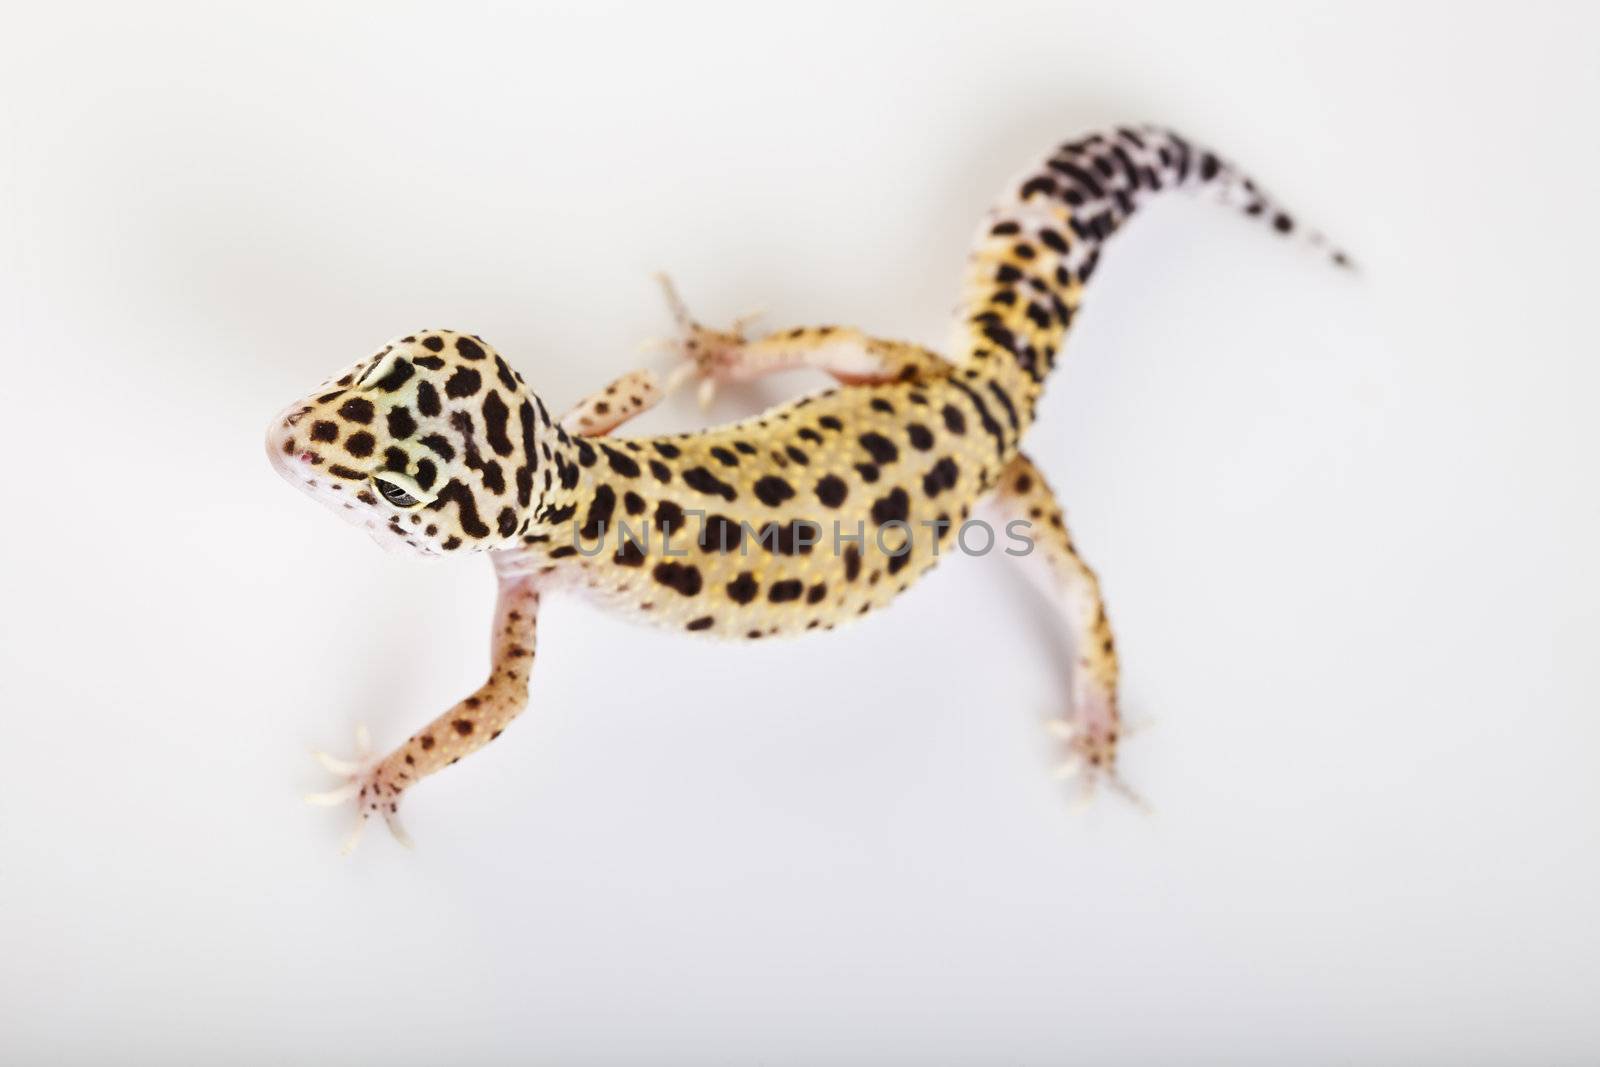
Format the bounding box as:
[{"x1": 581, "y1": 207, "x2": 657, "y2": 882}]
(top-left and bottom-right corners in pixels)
[{"x1": 984, "y1": 453, "x2": 1148, "y2": 812}]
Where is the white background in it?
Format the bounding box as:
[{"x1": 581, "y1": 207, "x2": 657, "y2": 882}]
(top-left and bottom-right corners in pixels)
[{"x1": 3, "y1": 2, "x2": 1597, "y2": 1064}]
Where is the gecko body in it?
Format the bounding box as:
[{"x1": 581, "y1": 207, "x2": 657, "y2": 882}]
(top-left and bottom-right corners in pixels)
[{"x1": 268, "y1": 126, "x2": 1343, "y2": 847}]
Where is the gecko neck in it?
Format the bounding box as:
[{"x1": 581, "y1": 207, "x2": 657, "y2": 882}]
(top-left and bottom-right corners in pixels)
[{"x1": 504, "y1": 422, "x2": 612, "y2": 555}]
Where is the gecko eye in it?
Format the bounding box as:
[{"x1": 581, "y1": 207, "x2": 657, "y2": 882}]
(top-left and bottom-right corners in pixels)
[{"x1": 372, "y1": 477, "x2": 422, "y2": 508}]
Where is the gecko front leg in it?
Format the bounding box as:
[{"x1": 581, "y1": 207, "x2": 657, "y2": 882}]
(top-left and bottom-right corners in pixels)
[
  {"x1": 983, "y1": 453, "x2": 1143, "y2": 809},
  {"x1": 307, "y1": 562, "x2": 543, "y2": 851},
  {"x1": 652, "y1": 274, "x2": 949, "y2": 406},
  {"x1": 559, "y1": 368, "x2": 664, "y2": 436}
]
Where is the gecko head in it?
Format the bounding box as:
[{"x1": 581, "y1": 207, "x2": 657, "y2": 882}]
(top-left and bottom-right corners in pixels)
[{"x1": 266, "y1": 330, "x2": 554, "y2": 556}]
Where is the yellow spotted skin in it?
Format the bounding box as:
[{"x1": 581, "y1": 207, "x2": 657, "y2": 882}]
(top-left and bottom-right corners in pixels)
[{"x1": 272, "y1": 125, "x2": 1343, "y2": 844}]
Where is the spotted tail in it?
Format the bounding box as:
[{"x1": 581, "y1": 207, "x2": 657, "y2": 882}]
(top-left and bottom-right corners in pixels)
[{"x1": 957, "y1": 125, "x2": 1348, "y2": 423}]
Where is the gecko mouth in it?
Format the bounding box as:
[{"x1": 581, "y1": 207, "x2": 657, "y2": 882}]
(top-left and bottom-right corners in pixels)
[{"x1": 267, "y1": 408, "x2": 446, "y2": 558}]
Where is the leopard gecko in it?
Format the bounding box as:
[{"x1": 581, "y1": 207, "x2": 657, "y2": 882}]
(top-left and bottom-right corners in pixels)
[{"x1": 267, "y1": 125, "x2": 1345, "y2": 849}]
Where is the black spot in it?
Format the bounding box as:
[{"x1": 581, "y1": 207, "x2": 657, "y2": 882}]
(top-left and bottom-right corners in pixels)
[
  {"x1": 768, "y1": 580, "x2": 802, "y2": 603},
  {"x1": 733, "y1": 441, "x2": 758, "y2": 456},
  {"x1": 815, "y1": 474, "x2": 848, "y2": 507},
  {"x1": 806, "y1": 583, "x2": 827, "y2": 604},
  {"x1": 413, "y1": 355, "x2": 444, "y2": 370},
  {"x1": 374, "y1": 359, "x2": 415, "y2": 392},
  {"x1": 574, "y1": 439, "x2": 596, "y2": 467},
  {"x1": 818, "y1": 416, "x2": 843, "y2": 432},
  {"x1": 922, "y1": 457, "x2": 960, "y2": 498},
  {"x1": 580, "y1": 485, "x2": 616, "y2": 540},
  {"x1": 987, "y1": 380, "x2": 1019, "y2": 433},
  {"x1": 493, "y1": 355, "x2": 519, "y2": 392},
  {"x1": 414, "y1": 459, "x2": 437, "y2": 490},
  {"x1": 623, "y1": 491, "x2": 645, "y2": 515},
  {"x1": 441, "y1": 537, "x2": 462, "y2": 551},
  {"x1": 686, "y1": 616, "x2": 715, "y2": 632},
  {"x1": 784, "y1": 445, "x2": 809, "y2": 465},
  {"x1": 337, "y1": 398, "x2": 374, "y2": 424},
  {"x1": 556, "y1": 456, "x2": 579, "y2": 490},
  {"x1": 710, "y1": 446, "x2": 739, "y2": 467},
  {"x1": 648, "y1": 459, "x2": 672, "y2": 483},
  {"x1": 871, "y1": 487, "x2": 910, "y2": 526},
  {"x1": 420, "y1": 433, "x2": 455, "y2": 461},
  {"x1": 497, "y1": 507, "x2": 518, "y2": 537},
  {"x1": 798, "y1": 428, "x2": 822, "y2": 444},
  {"x1": 1079, "y1": 249, "x2": 1100, "y2": 282},
  {"x1": 327, "y1": 464, "x2": 365, "y2": 480},
  {"x1": 726, "y1": 572, "x2": 759, "y2": 604},
  {"x1": 475, "y1": 460, "x2": 505, "y2": 494},
  {"x1": 983, "y1": 321, "x2": 1018, "y2": 354},
  {"x1": 1200, "y1": 152, "x2": 1220, "y2": 180},
  {"x1": 906, "y1": 423, "x2": 933, "y2": 450},
  {"x1": 445, "y1": 366, "x2": 482, "y2": 399},
  {"x1": 386, "y1": 406, "x2": 417, "y2": 440},
  {"x1": 757, "y1": 520, "x2": 819, "y2": 555},
  {"x1": 754, "y1": 476, "x2": 795, "y2": 507},
  {"x1": 887, "y1": 547, "x2": 913, "y2": 576},
  {"x1": 654, "y1": 500, "x2": 685, "y2": 535},
  {"x1": 310, "y1": 421, "x2": 338, "y2": 443},
  {"x1": 949, "y1": 379, "x2": 1006, "y2": 452},
  {"x1": 344, "y1": 431, "x2": 375, "y2": 458},
  {"x1": 700, "y1": 514, "x2": 743, "y2": 552},
  {"x1": 601, "y1": 444, "x2": 641, "y2": 477},
  {"x1": 613, "y1": 540, "x2": 646, "y2": 567},
  {"x1": 422, "y1": 336, "x2": 444, "y2": 352},
  {"x1": 1273, "y1": 212, "x2": 1294, "y2": 233},
  {"x1": 651, "y1": 561, "x2": 703, "y2": 597},
  {"x1": 428, "y1": 478, "x2": 491, "y2": 538},
  {"x1": 941, "y1": 404, "x2": 966, "y2": 435},
  {"x1": 854, "y1": 463, "x2": 880, "y2": 483},
  {"x1": 515, "y1": 400, "x2": 538, "y2": 508},
  {"x1": 653, "y1": 441, "x2": 681, "y2": 459},
  {"x1": 453, "y1": 718, "x2": 474, "y2": 736},
  {"x1": 858, "y1": 432, "x2": 898, "y2": 465},
  {"x1": 869, "y1": 398, "x2": 894, "y2": 414},
  {"x1": 482, "y1": 391, "x2": 513, "y2": 456},
  {"x1": 456, "y1": 336, "x2": 486, "y2": 360},
  {"x1": 416, "y1": 381, "x2": 441, "y2": 417},
  {"x1": 843, "y1": 545, "x2": 862, "y2": 582},
  {"x1": 682, "y1": 466, "x2": 737, "y2": 501}
]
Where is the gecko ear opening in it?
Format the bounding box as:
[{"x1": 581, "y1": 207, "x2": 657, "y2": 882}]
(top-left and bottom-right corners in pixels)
[{"x1": 371, "y1": 471, "x2": 434, "y2": 509}]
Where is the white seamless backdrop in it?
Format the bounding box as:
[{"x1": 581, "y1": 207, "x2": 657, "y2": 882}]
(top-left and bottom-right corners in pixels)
[{"x1": 2, "y1": 2, "x2": 1597, "y2": 1064}]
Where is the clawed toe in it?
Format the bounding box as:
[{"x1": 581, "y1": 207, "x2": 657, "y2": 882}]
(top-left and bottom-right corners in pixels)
[
  {"x1": 1047, "y1": 714, "x2": 1150, "y2": 814},
  {"x1": 304, "y1": 781, "x2": 361, "y2": 806},
  {"x1": 306, "y1": 725, "x2": 414, "y2": 852},
  {"x1": 651, "y1": 272, "x2": 754, "y2": 409}
]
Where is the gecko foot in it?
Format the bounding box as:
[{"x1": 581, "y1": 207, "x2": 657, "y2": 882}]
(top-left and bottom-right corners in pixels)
[
  {"x1": 652, "y1": 272, "x2": 763, "y2": 409},
  {"x1": 305, "y1": 724, "x2": 415, "y2": 853},
  {"x1": 1048, "y1": 692, "x2": 1150, "y2": 813}
]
